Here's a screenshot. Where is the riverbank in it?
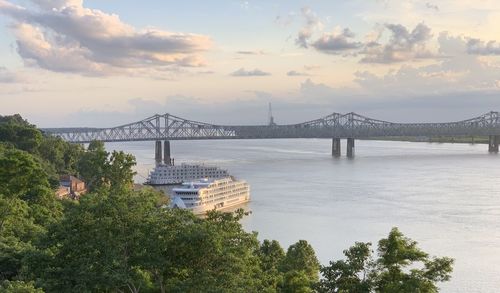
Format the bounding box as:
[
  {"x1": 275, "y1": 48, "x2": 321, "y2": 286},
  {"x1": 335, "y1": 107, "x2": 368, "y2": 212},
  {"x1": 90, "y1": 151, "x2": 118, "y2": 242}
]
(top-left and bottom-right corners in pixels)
[{"x1": 365, "y1": 136, "x2": 488, "y2": 144}]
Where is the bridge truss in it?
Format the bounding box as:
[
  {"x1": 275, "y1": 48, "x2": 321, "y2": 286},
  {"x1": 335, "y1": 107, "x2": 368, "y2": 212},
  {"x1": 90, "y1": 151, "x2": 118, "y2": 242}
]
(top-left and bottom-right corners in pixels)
[{"x1": 44, "y1": 111, "x2": 500, "y2": 143}]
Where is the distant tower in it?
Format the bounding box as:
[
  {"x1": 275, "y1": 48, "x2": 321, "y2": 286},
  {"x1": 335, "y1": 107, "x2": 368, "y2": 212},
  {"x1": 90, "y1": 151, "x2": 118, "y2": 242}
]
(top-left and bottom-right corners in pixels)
[{"x1": 268, "y1": 102, "x2": 276, "y2": 126}]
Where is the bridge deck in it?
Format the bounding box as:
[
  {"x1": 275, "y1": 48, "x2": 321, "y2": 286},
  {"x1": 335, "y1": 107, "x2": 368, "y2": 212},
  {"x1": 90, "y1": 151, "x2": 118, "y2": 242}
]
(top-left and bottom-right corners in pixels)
[{"x1": 43, "y1": 111, "x2": 500, "y2": 143}]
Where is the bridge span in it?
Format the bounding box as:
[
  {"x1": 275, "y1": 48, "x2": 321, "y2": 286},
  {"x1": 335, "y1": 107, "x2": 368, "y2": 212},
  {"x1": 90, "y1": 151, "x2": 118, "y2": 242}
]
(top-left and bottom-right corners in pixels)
[{"x1": 43, "y1": 111, "x2": 500, "y2": 158}]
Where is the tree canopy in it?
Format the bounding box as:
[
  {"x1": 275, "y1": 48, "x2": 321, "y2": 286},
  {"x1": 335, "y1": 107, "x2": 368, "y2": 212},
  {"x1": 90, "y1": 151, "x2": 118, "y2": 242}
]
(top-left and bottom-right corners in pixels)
[{"x1": 317, "y1": 228, "x2": 454, "y2": 293}]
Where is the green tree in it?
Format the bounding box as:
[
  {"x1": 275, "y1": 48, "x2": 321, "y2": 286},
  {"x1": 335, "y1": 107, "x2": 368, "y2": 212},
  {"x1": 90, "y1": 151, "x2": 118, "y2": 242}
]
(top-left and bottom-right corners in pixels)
[
  {"x1": 281, "y1": 240, "x2": 320, "y2": 287},
  {"x1": 259, "y1": 239, "x2": 285, "y2": 291},
  {"x1": 318, "y1": 228, "x2": 454, "y2": 293},
  {"x1": 107, "y1": 151, "x2": 137, "y2": 190},
  {"x1": 282, "y1": 270, "x2": 314, "y2": 293},
  {"x1": 0, "y1": 147, "x2": 62, "y2": 227},
  {"x1": 38, "y1": 136, "x2": 83, "y2": 175},
  {"x1": 0, "y1": 147, "x2": 62, "y2": 282},
  {"x1": 76, "y1": 141, "x2": 109, "y2": 191},
  {"x1": 0, "y1": 115, "x2": 42, "y2": 153},
  {"x1": 374, "y1": 228, "x2": 454, "y2": 293},
  {"x1": 317, "y1": 242, "x2": 373, "y2": 293},
  {"x1": 138, "y1": 205, "x2": 197, "y2": 293},
  {"x1": 0, "y1": 147, "x2": 49, "y2": 198},
  {"x1": 0, "y1": 280, "x2": 44, "y2": 293},
  {"x1": 165, "y1": 210, "x2": 264, "y2": 292},
  {"x1": 76, "y1": 141, "x2": 136, "y2": 192},
  {"x1": 62, "y1": 142, "x2": 83, "y2": 175},
  {"x1": 38, "y1": 136, "x2": 66, "y2": 173},
  {"x1": 25, "y1": 188, "x2": 162, "y2": 292}
]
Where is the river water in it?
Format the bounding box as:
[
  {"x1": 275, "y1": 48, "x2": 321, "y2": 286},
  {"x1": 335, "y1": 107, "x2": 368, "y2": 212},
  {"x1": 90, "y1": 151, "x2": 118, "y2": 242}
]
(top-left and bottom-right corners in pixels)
[{"x1": 106, "y1": 139, "x2": 500, "y2": 292}]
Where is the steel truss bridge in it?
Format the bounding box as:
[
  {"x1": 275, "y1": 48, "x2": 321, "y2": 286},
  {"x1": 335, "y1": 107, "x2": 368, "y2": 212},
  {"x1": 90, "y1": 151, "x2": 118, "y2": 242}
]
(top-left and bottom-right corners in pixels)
[{"x1": 44, "y1": 111, "x2": 500, "y2": 157}]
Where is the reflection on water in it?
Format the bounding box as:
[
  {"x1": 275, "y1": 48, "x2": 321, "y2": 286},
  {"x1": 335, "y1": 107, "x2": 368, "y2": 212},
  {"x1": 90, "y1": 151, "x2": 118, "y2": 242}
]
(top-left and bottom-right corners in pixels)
[{"x1": 106, "y1": 139, "x2": 500, "y2": 293}]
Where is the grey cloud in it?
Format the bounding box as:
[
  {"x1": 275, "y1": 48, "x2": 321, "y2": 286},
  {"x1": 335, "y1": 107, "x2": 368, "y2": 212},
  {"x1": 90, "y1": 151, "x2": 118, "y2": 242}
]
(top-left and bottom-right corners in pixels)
[
  {"x1": 0, "y1": 0, "x2": 211, "y2": 76},
  {"x1": 287, "y1": 70, "x2": 309, "y2": 76},
  {"x1": 467, "y1": 38, "x2": 500, "y2": 55},
  {"x1": 425, "y1": 2, "x2": 439, "y2": 11},
  {"x1": 312, "y1": 28, "x2": 362, "y2": 54},
  {"x1": 230, "y1": 68, "x2": 271, "y2": 76},
  {"x1": 236, "y1": 50, "x2": 266, "y2": 55},
  {"x1": 294, "y1": 16, "x2": 436, "y2": 64},
  {"x1": 304, "y1": 65, "x2": 321, "y2": 70},
  {"x1": 295, "y1": 6, "x2": 322, "y2": 48},
  {"x1": 34, "y1": 0, "x2": 82, "y2": 10},
  {"x1": 360, "y1": 23, "x2": 436, "y2": 64}
]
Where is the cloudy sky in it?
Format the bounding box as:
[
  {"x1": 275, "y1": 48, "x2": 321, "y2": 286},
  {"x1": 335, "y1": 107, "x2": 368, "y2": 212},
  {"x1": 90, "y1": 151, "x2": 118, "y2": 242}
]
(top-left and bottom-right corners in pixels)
[{"x1": 1, "y1": 0, "x2": 500, "y2": 127}]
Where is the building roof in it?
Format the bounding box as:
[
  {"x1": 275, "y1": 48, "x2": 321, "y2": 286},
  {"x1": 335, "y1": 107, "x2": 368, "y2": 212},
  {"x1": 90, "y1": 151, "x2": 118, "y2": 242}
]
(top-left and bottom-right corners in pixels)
[{"x1": 60, "y1": 175, "x2": 84, "y2": 184}]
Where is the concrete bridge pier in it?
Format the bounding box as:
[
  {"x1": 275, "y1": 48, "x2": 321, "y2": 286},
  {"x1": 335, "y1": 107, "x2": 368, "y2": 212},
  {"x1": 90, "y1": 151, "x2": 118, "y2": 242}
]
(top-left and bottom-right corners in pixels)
[
  {"x1": 155, "y1": 140, "x2": 162, "y2": 165},
  {"x1": 347, "y1": 138, "x2": 355, "y2": 158},
  {"x1": 489, "y1": 135, "x2": 499, "y2": 153},
  {"x1": 332, "y1": 138, "x2": 341, "y2": 157},
  {"x1": 164, "y1": 140, "x2": 172, "y2": 165}
]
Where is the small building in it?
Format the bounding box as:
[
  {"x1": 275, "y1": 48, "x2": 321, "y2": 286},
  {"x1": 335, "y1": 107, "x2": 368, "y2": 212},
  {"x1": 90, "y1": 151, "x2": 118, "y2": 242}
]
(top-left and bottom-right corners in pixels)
[
  {"x1": 55, "y1": 186, "x2": 71, "y2": 199},
  {"x1": 59, "y1": 175, "x2": 87, "y2": 199}
]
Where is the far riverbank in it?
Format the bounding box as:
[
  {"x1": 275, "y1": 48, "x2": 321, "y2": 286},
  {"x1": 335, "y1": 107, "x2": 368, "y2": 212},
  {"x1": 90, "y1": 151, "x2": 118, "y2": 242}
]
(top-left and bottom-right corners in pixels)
[{"x1": 366, "y1": 135, "x2": 488, "y2": 144}]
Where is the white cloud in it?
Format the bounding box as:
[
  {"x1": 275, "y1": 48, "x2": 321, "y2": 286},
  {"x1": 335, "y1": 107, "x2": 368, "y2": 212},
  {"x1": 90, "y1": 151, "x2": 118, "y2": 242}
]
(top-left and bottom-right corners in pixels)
[{"x1": 0, "y1": 0, "x2": 212, "y2": 76}]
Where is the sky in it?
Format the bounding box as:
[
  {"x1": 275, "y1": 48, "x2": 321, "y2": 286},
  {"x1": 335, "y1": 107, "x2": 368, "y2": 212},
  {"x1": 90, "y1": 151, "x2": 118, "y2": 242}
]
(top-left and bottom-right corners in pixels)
[{"x1": 1, "y1": 0, "x2": 500, "y2": 127}]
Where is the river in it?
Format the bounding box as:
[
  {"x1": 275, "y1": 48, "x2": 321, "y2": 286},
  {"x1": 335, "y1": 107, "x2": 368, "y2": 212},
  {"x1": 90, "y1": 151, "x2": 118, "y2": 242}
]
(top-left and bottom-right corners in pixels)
[{"x1": 106, "y1": 139, "x2": 500, "y2": 292}]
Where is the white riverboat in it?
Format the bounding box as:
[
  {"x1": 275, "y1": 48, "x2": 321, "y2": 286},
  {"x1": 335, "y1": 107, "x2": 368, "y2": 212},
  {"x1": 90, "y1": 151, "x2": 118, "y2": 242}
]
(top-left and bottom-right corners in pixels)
[
  {"x1": 170, "y1": 177, "x2": 250, "y2": 215},
  {"x1": 146, "y1": 163, "x2": 229, "y2": 185}
]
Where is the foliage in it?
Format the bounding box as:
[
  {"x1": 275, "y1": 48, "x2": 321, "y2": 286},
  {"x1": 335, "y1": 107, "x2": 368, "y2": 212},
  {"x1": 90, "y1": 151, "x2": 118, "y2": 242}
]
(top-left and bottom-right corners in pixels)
[
  {"x1": 317, "y1": 242, "x2": 373, "y2": 293},
  {"x1": 259, "y1": 239, "x2": 285, "y2": 291},
  {"x1": 282, "y1": 270, "x2": 314, "y2": 293},
  {"x1": 280, "y1": 239, "x2": 320, "y2": 289},
  {"x1": 26, "y1": 192, "x2": 266, "y2": 293},
  {"x1": 76, "y1": 140, "x2": 109, "y2": 191},
  {"x1": 0, "y1": 280, "x2": 44, "y2": 292},
  {"x1": 25, "y1": 188, "x2": 161, "y2": 292},
  {"x1": 38, "y1": 136, "x2": 83, "y2": 175},
  {"x1": 0, "y1": 115, "x2": 42, "y2": 153},
  {"x1": 77, "y1": 141, "x2": 136, "y2": 191},
  {"x1": 0, "y1": 114, "x2": 83, "y2": 180},
  {"x1": 318, "y1": 228, "x2": 454, "y2": 293},
  {"x1": 172, "y1": 210, "x2": 262, "y2": 292},
  {"x1": 374, "y1": 228, "x2": 454, "y2": 293},
  {"x1": 0, "y1": 147, "x2": 63, "y2": 282}
]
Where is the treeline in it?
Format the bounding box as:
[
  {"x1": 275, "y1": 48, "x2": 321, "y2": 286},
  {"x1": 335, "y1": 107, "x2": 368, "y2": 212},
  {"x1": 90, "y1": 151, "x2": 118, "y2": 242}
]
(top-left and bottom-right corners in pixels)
[{"x1": 0, "y1": 115, "x2": 454, "y2": 292}]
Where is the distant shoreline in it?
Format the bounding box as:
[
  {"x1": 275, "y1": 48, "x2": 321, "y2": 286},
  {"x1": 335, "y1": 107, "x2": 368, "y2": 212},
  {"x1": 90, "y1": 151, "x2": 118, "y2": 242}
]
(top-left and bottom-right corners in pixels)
[{"x1": 364, "y1": 136, "x2": 488, "y2": 144}]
